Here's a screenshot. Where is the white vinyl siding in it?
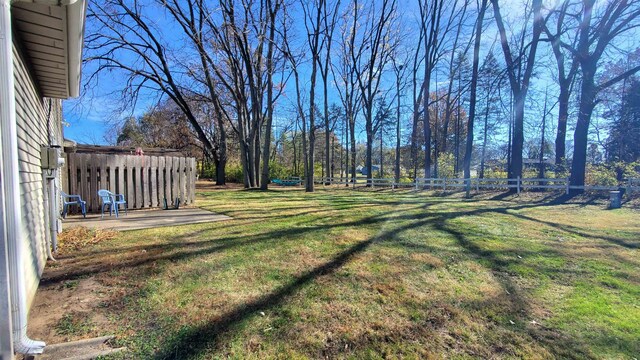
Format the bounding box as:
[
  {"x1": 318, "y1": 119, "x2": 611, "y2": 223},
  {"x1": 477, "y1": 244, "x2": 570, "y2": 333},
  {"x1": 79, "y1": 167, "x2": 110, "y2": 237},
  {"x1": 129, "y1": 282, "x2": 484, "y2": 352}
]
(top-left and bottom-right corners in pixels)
[{"x1": 12, "y1": 40, "x2": 63, "y2": 308}]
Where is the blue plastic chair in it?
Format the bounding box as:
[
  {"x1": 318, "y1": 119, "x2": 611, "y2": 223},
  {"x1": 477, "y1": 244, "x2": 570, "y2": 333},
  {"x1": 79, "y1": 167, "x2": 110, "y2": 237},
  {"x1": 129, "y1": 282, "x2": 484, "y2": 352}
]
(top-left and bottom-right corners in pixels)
[
  {"x1": 98, "y1": 189, "x2": 127, "y2": 218},
  {"x1": 60, "y1": 190, "x2": 86, "y2": 218}
]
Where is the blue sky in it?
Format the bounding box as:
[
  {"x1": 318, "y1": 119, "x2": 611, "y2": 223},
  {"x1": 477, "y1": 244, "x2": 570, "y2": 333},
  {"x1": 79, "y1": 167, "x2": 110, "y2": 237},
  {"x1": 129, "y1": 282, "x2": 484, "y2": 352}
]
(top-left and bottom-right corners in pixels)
[{"x1": 62, "y1": 0, "x2": 638, "y2": 150}]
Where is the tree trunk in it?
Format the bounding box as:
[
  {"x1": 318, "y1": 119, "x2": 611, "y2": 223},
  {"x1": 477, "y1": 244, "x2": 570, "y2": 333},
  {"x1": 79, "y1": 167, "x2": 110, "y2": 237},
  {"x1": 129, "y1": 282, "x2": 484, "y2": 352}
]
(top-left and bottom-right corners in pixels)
[
  {"x1": 464, "y1": 0, "x2": 486, "y2": 185},
  {"x1": 395, "y1": 79, "x2": 401, "y2": 183},
  {"x1": 555, "y1": 84, "x2": 570, "y2": 169},
  {"x1": 570, "y1": 65, "x2": 597, "y2": 193},
  {"x1": 423, "y1": 74, "x2": 432, "y2": 179},
  {"x1": 260, "y1": 2, "x2": 277, "y2": 190},
  {"x1": 380, "y1": 126, "x2": 383, "y2": 178},
  {"x1": 411, "y1": 107, "x2": 419, "y2": 179},
  {"x1": 215, "y1": 127, "x2": 227, "y2": 185},
  {"x1": 350, "y1": 112, "x2": 356, "y2": 184},
  {"x1": 366, "y1": 100, "x2": 374, "y2": 186},
  {"x1": 509, "y1": 90, "x2": 525, "y2": 181},
  {"x1": 480, "y1": 102, "x2": 489, "y2": 179},
  {"x1": 324, "y1": 90, "x2": 330, "y2": 185},
  {"x1": 539, "y1": 90, "x2": 547, "y2": 182}
]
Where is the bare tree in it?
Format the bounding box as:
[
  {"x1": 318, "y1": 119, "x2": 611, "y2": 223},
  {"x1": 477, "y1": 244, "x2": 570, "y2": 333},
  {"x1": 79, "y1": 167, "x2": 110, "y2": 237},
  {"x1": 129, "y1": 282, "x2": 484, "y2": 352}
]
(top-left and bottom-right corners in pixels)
[
  {"x1": 560, "y1": 0, "x2": 640, "y2": 192},
  {"x1": 205, "y1": 0, "x2": 280, "y2": 188},
  {"x1": 441, "y1": 1, "x2": 472, "y2": 173},
  {"x1": 161, "y1": 0, "x2": 234, "y2": 185},
  {"x1": 391, "y1": 49, "x2": 409, "y2": 183},
  {"x1": 334, "y1": 3, "x2": 362, "y2": 184},
  {"x1": 85, "y1": 0, "x2": 222, "y2": 181},
  {"x1": 463, "y1": 0, "x2": 487, "y2": 194},
  {"x1": 299, "y1": 0, "x2": 328, "y2": 191},
  {"x1": 417, "y1": 0, "x2": 466, "y2": 179},
  {"x1": 350, "y1": 0, "x2": 398, "y2": 186},
  {"x1": 260, "y1": 0, "x2": 284, "y2": 189},
  {"x1": 317, "y1": 0, "x2": 342, "y2": 184},
  {"x1": 491, "y1": 0, "x2": 545, "y2": 185},
  {"x1": 543, "y1": 1, "x2": 580, "y2": 170}
]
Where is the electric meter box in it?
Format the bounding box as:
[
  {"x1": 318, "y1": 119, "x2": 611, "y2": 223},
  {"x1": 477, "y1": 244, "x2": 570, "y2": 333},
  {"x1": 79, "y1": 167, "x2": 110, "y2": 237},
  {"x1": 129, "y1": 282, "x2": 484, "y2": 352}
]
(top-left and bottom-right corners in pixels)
[{"x1": 40, "y1": 146, "x2": 65, "y2": 169}]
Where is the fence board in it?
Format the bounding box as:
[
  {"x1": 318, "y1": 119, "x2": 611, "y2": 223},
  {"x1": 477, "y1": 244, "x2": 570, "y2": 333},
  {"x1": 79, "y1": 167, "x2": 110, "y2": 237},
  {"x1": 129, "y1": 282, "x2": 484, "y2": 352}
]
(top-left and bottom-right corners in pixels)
[
  {"x1": 117, "y1": 157, "x2": 125, "y2": 196},
  {"x1": 158, "y1": 157, "x2": 166, "y2": 204},
  {"x1": 164, "y1": 157, "x2": 172, "y2": 204},
  {"x1": 142, "y1": 156, "x2": 150, "y2": 208},
  {"x1": 190, "y1": 158, "x2": 196, "y2": 203},
  {"x1": 68, "y1": 153, "x2": 76, "y2": 196},
  {"x1": 79, "y1": 154, "x2": 88, "y2": 211},
  {"x1": 126, "y1": 155, "x2": 135, "y2": 209},
  {"x1": 150, "y1": 157, "x2": 158, "y2": 207},
  {"x1": 89, "y1": 154, "x2": 98, "y2": 212},
  {"x1": 107, "y1": 155, "x2": 116, "y2": 193},
  {"x1": 172, "y1": 157, "x2": 179, "y2": 203},
  {"x1": 179, "y1": 157, "x2": 186, "y2": 204}
]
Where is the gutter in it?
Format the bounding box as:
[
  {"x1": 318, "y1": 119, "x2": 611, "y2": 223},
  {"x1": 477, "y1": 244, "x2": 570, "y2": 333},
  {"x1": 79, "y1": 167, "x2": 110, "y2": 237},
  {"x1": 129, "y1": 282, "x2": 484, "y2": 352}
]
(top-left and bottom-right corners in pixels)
[
  {"x1": 0, "y1": 0, "x2": 46, "y2": 355},
  {"x1": 65, "y1": 0, "x2": 86, "y2": 98}
]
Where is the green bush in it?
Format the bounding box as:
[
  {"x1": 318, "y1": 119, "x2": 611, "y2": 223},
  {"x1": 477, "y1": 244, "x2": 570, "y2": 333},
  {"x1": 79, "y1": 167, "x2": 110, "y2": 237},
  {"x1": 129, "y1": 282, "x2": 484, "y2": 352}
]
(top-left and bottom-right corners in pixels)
[
  {"x1": 436, "y1": 153, "x2": 456, "y2": 178},
  {"x1": 200, "y1": 163, "x2": 216, "y2": 179},
  {"x1": 269, "y1": 161, "x2": 294, "y2": 180},
  {"x1": 483, "y1": 168, "x2": 508, "y2": 179},
  {"x1": 586, "y1": 164, "x2": 618, "y2": 186},
  {"x1": 225, "y1": 163, "x2": 244, "y2": 183}
]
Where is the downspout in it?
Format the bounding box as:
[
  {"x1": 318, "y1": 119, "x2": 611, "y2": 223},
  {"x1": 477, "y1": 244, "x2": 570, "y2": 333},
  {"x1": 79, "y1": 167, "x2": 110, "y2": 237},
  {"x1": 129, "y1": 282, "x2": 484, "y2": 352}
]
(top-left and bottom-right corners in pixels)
[
  {"x1": 42, "y1": 169, "x2": 56, "y2": 260},
  {"x1": 0, "y1": 80, "x2": 14, "y2": 360},
  {"x1": 49, "y1": 172, "x2": 59, "y2": 254},
  {"x1": 0, "y1": 0, "x2": 46, "y2": 355}
]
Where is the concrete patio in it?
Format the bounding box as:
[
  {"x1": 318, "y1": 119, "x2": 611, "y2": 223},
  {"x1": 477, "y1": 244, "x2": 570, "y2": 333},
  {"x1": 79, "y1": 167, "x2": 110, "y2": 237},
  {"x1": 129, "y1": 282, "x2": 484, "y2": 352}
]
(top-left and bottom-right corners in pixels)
[{"x1": 62, "y1": 207, "x2": 231, "y2": 231}]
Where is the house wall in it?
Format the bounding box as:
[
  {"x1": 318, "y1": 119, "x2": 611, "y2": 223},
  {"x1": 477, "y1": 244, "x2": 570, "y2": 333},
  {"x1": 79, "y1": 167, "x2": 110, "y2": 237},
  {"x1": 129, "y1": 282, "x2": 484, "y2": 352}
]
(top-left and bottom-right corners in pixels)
[{"x1": 12, "y1": 40, "x2": 63, "y2": 309}]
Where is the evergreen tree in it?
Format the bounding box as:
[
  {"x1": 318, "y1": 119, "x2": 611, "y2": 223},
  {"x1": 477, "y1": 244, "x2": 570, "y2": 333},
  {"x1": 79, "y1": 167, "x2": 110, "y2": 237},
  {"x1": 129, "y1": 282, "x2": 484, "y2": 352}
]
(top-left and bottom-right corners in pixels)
[{"x1": 606, "y1": 78, "x2": 640, "y2": 163}]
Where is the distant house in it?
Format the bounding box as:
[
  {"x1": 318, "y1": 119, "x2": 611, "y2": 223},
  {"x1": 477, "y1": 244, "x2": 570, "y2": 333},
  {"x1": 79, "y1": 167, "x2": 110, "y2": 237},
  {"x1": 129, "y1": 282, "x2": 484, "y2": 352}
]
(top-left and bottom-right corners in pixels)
[
  {"x1": 360, "y1": 165, "x2": 381, "y2": 176},
  {"x1": 0, "y1": 1, "x2": 86, "y2": 356}
]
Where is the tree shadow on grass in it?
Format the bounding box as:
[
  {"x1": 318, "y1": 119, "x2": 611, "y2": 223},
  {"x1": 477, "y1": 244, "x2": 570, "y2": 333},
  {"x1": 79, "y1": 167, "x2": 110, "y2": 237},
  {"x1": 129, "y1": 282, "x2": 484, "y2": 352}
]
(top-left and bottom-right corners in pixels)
[
  {"x1": 45, "y1": 192, "x2": 634, "y2": 358},
  {"x1": 150, "y1": 202, "x2": 606, "y2": 359},
  {"x1": 496, "y1": 209, "x2": 639, "y2": 249},
  {"x1": 431, "y1": 219, "x2": 598, "y2": 359}
]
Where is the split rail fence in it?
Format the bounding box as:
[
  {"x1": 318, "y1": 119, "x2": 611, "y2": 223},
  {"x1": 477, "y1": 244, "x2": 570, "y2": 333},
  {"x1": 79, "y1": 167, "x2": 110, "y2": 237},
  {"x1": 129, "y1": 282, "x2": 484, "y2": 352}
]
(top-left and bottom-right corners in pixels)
[
  {"x1": 64, "y1": 153, "x2": 197, "y2": 213},
  {"x1": 314, "y1": 177, "x2": 640, "y2": 194}
]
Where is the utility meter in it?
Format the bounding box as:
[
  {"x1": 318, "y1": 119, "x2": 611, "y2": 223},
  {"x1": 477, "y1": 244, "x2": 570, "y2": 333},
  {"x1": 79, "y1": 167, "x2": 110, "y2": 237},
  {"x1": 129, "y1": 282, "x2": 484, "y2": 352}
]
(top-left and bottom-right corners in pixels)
[{"x1": 40, "y1": 146, "x2": 65, "y2": 169}]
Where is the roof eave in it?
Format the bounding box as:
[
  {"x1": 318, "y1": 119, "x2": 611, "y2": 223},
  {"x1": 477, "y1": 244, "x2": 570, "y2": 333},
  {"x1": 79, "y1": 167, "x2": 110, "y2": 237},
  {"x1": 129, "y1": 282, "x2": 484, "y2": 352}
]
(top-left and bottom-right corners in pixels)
[{"x1": 14, "y1": 0, "x2": 86, "y2": 99}]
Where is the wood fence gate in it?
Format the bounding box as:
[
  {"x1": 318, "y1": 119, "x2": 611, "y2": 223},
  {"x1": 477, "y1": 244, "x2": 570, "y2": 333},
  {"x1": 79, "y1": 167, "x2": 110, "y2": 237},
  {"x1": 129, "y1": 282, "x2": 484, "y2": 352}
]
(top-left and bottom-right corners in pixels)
[{"x1": 64, "y1": 153, "x2": 196, "y2": 213}]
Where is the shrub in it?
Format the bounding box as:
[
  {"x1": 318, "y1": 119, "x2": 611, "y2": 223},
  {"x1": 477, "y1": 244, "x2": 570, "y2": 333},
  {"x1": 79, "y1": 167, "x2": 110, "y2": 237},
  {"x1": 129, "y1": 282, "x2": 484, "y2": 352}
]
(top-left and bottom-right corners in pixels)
[
  {"x1": 269, "y1": 161, "x2": 294, "y2": 180},
  {"x1": 200, "y1": 163, "x2": 216, "y2": 179},
  {"x1": 225, "y1": 163, "x2": 244, "y2": 183},
  {"x1": 436, "y1": 153, "x2": 456, "y2": 178},
  {"x1": 483, "y1": 168, "x2": 508, "y2": 179},
  {"x1": 585, "y1": 164, "x2": 618, "y2": 186}
]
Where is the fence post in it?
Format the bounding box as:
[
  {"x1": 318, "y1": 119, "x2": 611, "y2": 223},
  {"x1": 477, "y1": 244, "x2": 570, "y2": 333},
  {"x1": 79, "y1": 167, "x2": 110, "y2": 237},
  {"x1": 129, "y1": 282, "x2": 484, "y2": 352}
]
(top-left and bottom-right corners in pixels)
[
  {"x1": 626, "y1": 178, "x2": 631, "y2": 196},
  {"x1": 517, "y1": 176, "x2": 521, "y2": 194},
  {"x1": 566, "y1": 177, "x2": 570, "y2": 195}
]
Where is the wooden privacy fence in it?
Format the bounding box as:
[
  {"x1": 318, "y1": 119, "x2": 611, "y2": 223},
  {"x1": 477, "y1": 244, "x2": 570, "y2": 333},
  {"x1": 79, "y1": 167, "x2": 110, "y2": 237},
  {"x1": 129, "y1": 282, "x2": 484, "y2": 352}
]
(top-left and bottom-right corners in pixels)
[{"x1": 65, "y1": 154, "x2": 196, "y2": 213}]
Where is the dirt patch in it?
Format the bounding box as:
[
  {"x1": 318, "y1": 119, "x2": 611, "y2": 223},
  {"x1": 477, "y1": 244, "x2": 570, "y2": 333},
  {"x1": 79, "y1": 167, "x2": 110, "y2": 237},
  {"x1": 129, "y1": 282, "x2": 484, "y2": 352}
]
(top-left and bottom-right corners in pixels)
[{"x1": 28, "y1": 277, "x2": 112, "y2": 343}]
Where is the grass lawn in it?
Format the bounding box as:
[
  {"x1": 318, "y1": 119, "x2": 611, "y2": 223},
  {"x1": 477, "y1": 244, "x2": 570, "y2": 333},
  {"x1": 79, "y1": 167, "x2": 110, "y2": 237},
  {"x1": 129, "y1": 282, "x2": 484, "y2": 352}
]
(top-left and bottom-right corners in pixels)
[{"x1": 38, "y1": 185, "x2": 639, "y2": 359}]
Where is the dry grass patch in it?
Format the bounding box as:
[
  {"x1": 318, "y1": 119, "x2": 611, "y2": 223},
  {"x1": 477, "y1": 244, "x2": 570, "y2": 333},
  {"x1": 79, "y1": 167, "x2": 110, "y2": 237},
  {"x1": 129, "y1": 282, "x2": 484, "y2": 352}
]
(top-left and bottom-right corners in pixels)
[{"x1": 57, "y1": 226, "x2": 118, "y2": 254}]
